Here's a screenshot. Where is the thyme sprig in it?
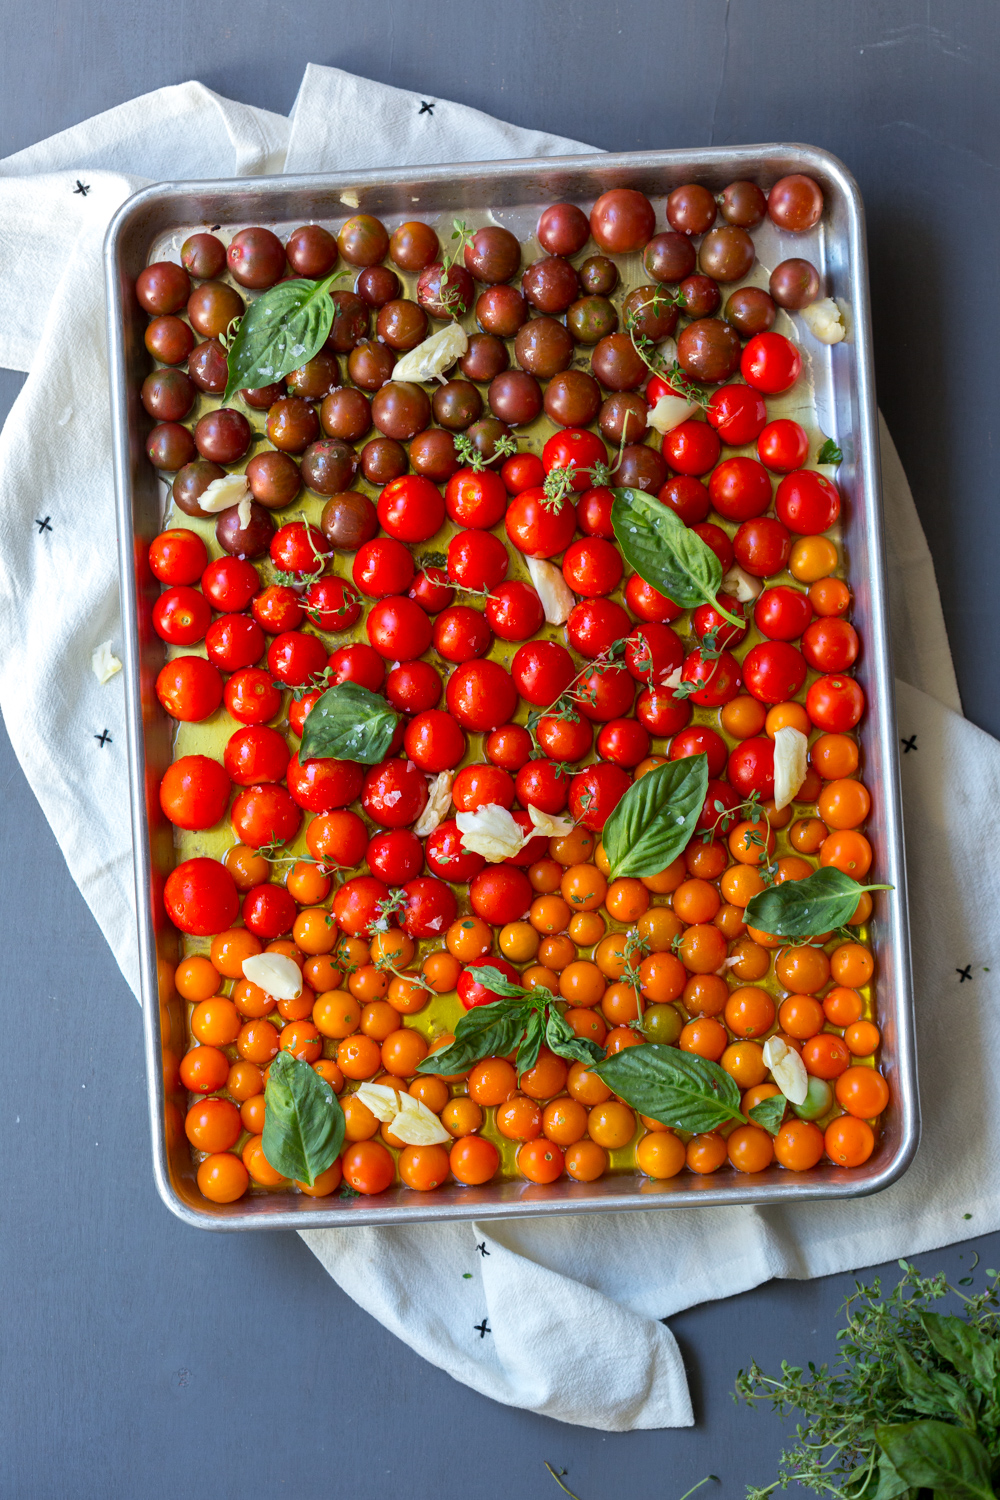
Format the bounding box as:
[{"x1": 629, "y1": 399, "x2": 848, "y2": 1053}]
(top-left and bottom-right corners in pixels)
[{"x1": 453, "y1": 431, "x2": 518, "y2": 471}]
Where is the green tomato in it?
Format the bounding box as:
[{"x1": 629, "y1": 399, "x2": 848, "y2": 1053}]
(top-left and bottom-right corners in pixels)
[
  {"x1": 791, "y1": 1075, "x2": 833, "y2": 1121},
  {"x1": 642, "y1": 1003, "x2": 684, "y2": 1045}
]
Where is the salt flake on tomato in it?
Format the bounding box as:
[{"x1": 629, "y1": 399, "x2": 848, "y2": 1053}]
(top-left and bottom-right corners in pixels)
[
  {"x1": 773, "y1": 725, "x2": 809, "y2": 810},
  {"x1": 197, "y1": 472, "x2": 251, "y2": 513},
  {"x1": 241, "y1": 952, "x2": 302, "y2": 1001},
  {"x1": 525, "y1": 555, "x2": 573, "y2": 625},
  {"x1": 391, "y1": 322, "x2": 469, "y2": 383},
  {"x1": 456, "y1": 803, "x2": 525, "y2": 861},
  {"x1": 762, "y1": 1035, "x2": 809, "y2": 1105},
  {"x1": 413, "y1": 771, "x2": 454, "y2": 838},
  {"x1": 800, "y1": 298, "x2": 846, "y2": 345}
]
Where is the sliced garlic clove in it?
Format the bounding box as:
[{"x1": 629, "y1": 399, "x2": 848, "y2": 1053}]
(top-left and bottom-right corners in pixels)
[
  {"x1": 339, "y1": 190, "x2": 360, "y2": 209},
  {"x1": 762, "y1": 1035, "x2": 809, "y2": 1105},
  {"x1": 413, "y1": 770, "x2": 454, "y2": 838},
  {"x1": 722, "y1": 564, "x2": 763, "y2": 603},
  {"x1": 647, "y1": 391, "x2": 696, "y2": 434},
  {"x1": 663, "y1": 664, "x2": 684, "y2": 691},
  {"x1": 242, "y1": 951, "x2": 303, "y2": 1001},
  {"x1": 356, "y1": 1082, "x2": 405, "y2": 1123},
  {"x1": 525, "y1": 556, "x2": 573, "y2": 625},
  {"x1": 389, "y1": 1094, "x2": 453, "y2": 1145},
  {"x1": 801, "y1": 297, "x2": 846, "y2": 345},
  {"x1": 197, "y1": 473, "x2": 251, "y2": 514},
  {"x1": 91, "y1": 640, "x2": 122, "y2": 685},
  {"x1": 456, "y1": 803, "x2": 526, "y2": 861},
  {"x1": 391, "y1": 323, "x2": 469, "y2": 384},
  {"x1": 773, "y1": 726, "x2": 809, "y2": 810},
  {"x1": 237, "y1": 493, "x2": 253, "y2": 530},
  {"x1": 528, "y1": 804, "x2": 575, "y2": 838}
]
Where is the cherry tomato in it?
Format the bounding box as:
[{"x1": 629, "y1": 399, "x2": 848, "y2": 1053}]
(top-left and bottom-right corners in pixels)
[
  {"x1": 164, "y1": 858, "x2": 240, "y2": 935},
  {"x1": 807, "y1": 674, "x2": 865, "y2": 731},
  {"x1": 201, "y1": 556, "x2": 259, "y2": 612},
  {"x1": 408, "y1": 566, "x2": 454, "y2": 615},
  {"x1": 562, "y1": 537, "x2": 623, "y2": 597},
  {"x1": 367, "y1": 596, "x2": 434, "y2": 660},
  {"x1": 625, "y1": 573, "x2": 683, "y2": 625},
  {"x1": 692, "y1": 521, "x2": 734, "y2": 574},
  {"x1": 333, "y1": 875, "x2": 391, "y2": 936},
  {"x1": 754, "y1": 585, "x2": 813, "y2": 641},
  {"x1": 153, "y1": 586, "x2": 211, "y2": 645},
  {"x1": 501, "y1": 452, "x2": 545, "y2": 494},
  {"x1": 636, "y1": 686, "x2": 692, "y2": 736},
  {"x1": 156, "y1": 656, "x2": 223, "y2": 722},
  {"x1": 505, "y1": 489, "x2": 577, "y2": 557},
  {"x1": 269, "y1": 521, "x2": 330, "y2": 575},
  {"x1": 670, "y1": 725, "x2": 727, "y2": 777},
  {"x1": 304, "y1": 576, "x2": 362, "y2": 631},
  {"x1": 149, "y1": 528, "x2": 208, "y2": 585},
  {"x1": 328, "y1": 642, "x2": 385, "y2": 691},
  {"x1": 159, "y1": 755, "x2": 231, "y2": 830},
  {"x1": 286, "y1": 753, "x2": 365, "y2": 813},
  {"x1": 568, "y1": 763, "x2": 632, "y2": 830},
  {"x1": 352, "y1": 537, "x2": 415, "y2": 598},
  {"x1": 469, "y1": 866, "x2": 534, "y2": 925},
  {"x1": 742, "y1": 642, "x2": 807, "y2": 704},
  {"x1": 223, "y1": 726, "x2": 290, "y2": 786},
  {"x1": 447, "y1": 529, "x2": 508, "y2": 591},
  {"x1": 242, "y1": 883, "x2": 297, "y2": 939},
  {"x1": 542, "y1": 427, "x2": 607, "y2": 491},
  {"x1": 662, "y1": 419, "x2": 721, "y2": 476},
  {"x1": 377, "y1": 474, "x2": 446, "y2": 542},
  {"x1": 404, "y1": 709, "x2": 466, "y2": 772},
  {"x1": 708, "y1": 457, "x2": 772, "y2": 522},
  {"x1": 692, "y1": 593, "x2": 747, "y2": 649},
  {"x1": 267, "y1": 631, "x2": 328, "y2": 687},
  {"x1": 485, "y1": 724, "x2": 534, "y2": 770},
  {"x1": 741, "y1": 332, "x2": 802, "y2": 394},
  {"x1": 424, "y1": 819, "x2": 486, "y2": 882},
  {"x1": 657, "y1": 475, "x2": 710, "y2": 526},
  {"x1": 231, "y1": 783, "x2": 301, "y2": 847},
  {"x1": 445, "y1": 467, "x2": 507, "y2": 528},
  {"x1": 252, "y1": 584, "x2": 305, "y2": 635},
  {"x1": 727, "y1": 737, "x2": 775, "y2": 799},
  {"x1": 485, "y1": 580, "x2": 545, "y2": 641},
  {"x1": 511, "y1": 640, "x2": 576, "y2": 706},
  {"x1": 696, "y1": 778, "x2": 741, "y2": 833},
  {"x1": 205, "y1": 613, "x2": 265, "y2": 671},
  {"x1": 367, "y1": 829, "x2": 424, "y2": 885},
  {"x1": 457, "y1": 956, "x2": 522, "y2": 1009},
  {"x1": 576, "y1": 486, "x2": 616, "y2": 537},
  {"x1": 362, "y1": 758, "x2": 429, "y2": 828},
  {"x1": 775, "y1": 469, "x2": 841, "y2": 534},
  {"x1": 446, "y1": 660, "x2": 518, "y2": 731},
  {"x1": 679, "y1": 648, "x2": 742, "y2": 706},
  {"x1": 802, "y1": 618, "x2": 859, "y2": 672},
  {"x1": 625, "y1": 622, "x2": 684, "y2": 684},
  {"x1": 733, "y1": 517, "x2": 791, "y2": 577},
  {"x1": 433, "y1": 605, "x2": 492, "y2": 662},
  {"x1": 572, "y1": 663, "x2": 634, "y2": 721},
  {"x1": 224, "y1": 667, "x2": 282, "y2": 725},
  {"x1": 385, "y1": 660, "x2": 442, "y2": 713},
  {"x1": 757, "y1": 419, "x2": 808, "y2": 473},
  {"x1": 706, "y1": 383, "x2": 768, "y2": 445},
  {"x1": 516, "y1": 758, "x2": 570, "y2": 814},
  {"x1": 597, "y1": 718, "x2": 651, "y2": 768},
  {"x1": 536, "y1": 714, "x2": 592, "y2": 762},
  {"x1": 567, "y1": 599, "x2": 632, "y2": 657}
]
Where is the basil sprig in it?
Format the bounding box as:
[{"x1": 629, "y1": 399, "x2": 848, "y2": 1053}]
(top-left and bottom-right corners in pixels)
[
  {"x1": 299, "y1": 682, "x2": 400, "y2": 766},
  {"x1": 594, "y1": 1045, "x2": 745, "y2": 1134},
  {"x1": 223, "y1": 272, "x2": 344, "y2": 402},
  {"x1": 417, "y1": 964, "x2": 602, "y2": 1077},
  {"x1": 744, "y1": 868, "x2": 892, "y2": 939},
  {"x1": 602, "y1": 754, "x2": 708, "y2": 880},
  {"x1": 261, "y1": 1052, "x2": 345, "y2": 1186},
  {"x1": 611, "y1": 486, "x2": 743, "y2": 628}
]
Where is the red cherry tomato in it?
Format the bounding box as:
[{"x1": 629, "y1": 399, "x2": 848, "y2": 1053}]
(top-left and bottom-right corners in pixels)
[
  {"x1": 424, "y1": 819, "x2": 486, "y2": 882},
  {"x1": 224, "y1": 667, "x2": 282, "y2": 725},
  {"x1": 597, "y1": 718, "x2": 651, "y2": 768},
  {"x1": 252, "y1": 584, "x2": 304, "y2": 635},
  {"x1": 404, "y1": 710, "x2": 466, "y2": 772},
  {"x1": 205, "y1": 613, "x2": 265, "y2": 671},
  {"x1": 562, "y1": 537, "x2": 623, "y2": 597},
  {"x1": 377, "y1": 474, "x2": 445, "y2": 543},
  {"x1": 153, "y1": 586, "x2": 212, "y2": 645},
  {"x1": 501, "y1": 452, "x2": 545, "y2": 495},
  {"x1": 362, "y1": 759, "x2": 429, "y2": 828},
  {"x1": 242, "y1": 883, "x2": 297, "y2": 939},
  {"x1": 679, "y1": 648, "x2": 742, "y2": 706},
  {"x1": 448, "y1": 529, "x2": 509, "y2": 591},
  {"x1": 542, "y1": 428, "x2": 608, "y2": 491},
  {"x1": 156, "y1": 656, "x2": 224, "y2": 722},
  {"x1": 697, "y1": 778, "x2": 741, "y2": 832},
  {"x1": 304, "y1": 576, "x2": 362, "y2": 632},
  {"x1": 733, "y1": 517, "x2": 791, "y2": 577},
  {"x1": 727, "y1": 737, "x2": 776, "y2": 799},
  {"x1": 742, "y1": 641, "x2": 808, "y2": 704},
  {"x1": 333, "y1": 875, "x2": 391, "y2": 936},
  {"x1": 453, "y1": 763, "x2": 516, "y2": 811},
  {"x1": 741, "y1": 332, "x2": 802, "y2": 394},
  {"x1": 385, "y1": 661, "x2": 442, "y2": 713},
  {"x1": 458, "y1": 957, "x2": 522, "y2": 1009},
  {"x1": 692, "y1": 594, "x2": 747, "y2": 649},
  {"x1": 775, "y1": 469, "x2": 841, "y2": 534},
  {"x1": 754, "y1": 585, "x2": 814, "y2": 641},
  {"x1": 159, "y1": 755, "x2": 231, "y2": 830},
  {"x1": 164, "y1": 858, "x2": 239, "y2": 936},
  {"x1": 367, "y1": 596, "x2": 434, "y2": 660},
  {"x1": 149, "y1": 528, "x2": 208, "y2": 585},
  {"x1": 657, "y1": 476, "x2": 710, "y2": 526},
  {"x1": 328, "y1": 642, "x2": 385, "y2": 691},
  {"x1": 706, "y1": 384, "x2": 768, "y2": 445},
  {"x1": 516, "y1": 758, "x2": 570, "y2": 813},
  {"x1": 625, "y1": 574, "x2": 683, "y2": 625},
  {"x1": 567, "y1": 599, "x2": 632, "y2": 657},
  {"x1": 485, "y1": 724, "x2": 534, "y2": 770},
  {"x1": 669, "y1": 726, "x2": 727, "y2": 778},
  {"x1": 757, "y1": 419, "x2": 809, "y2": 473},
  {"x1": 662, "y1": 420, "x2": 721, "y2": 476},
  {"x1": 287, "y1": 753, "x2": 365, "y2": 813},
  {"x1": 708, "y1": 457, "x2": 773, "y2": 522},
  {"x1": 446, "y1": 660, "x2": 518, "y2": 731},
  {"x1": 625, "y1": 623, "x2": 684, "y2": 684},
  {"x1": 408, "y1": 566, "x2": 454, "y2": 615},
  {"x1": 367, "y1": 829, "x2": 424, "y2": 885},
  {"x1": 231, "y1": 783, "x2": 301, "y2": 847},
  {"x1": 433, "y1": 604, "x2": 492, "y2": 663},
  {"x1": 806, "y1": 674, "x2": 865, "y2": 731},
  {"x1": 505, "y1": 489, "x2": 577, "y2": 558},
  {"x1": 469, "y1": 866, "x2": 533, "y2": 925},
  {"x1": 802, "y1": 618, "x2": 859, "y2": 672},
  {"x1": 536, "y1": 713, "x2": 593, "y2": 763},
  {"x1": 485, "y1": 581, "x2": 545, "y2": 641},
  {"x1": 269, "y1": 522, "x2": 330, "y2": 575},
  {"x1": 568, "y1": 763, "x2": 632, "y2": 831},
  {"x1": 224, "y1": 726, "x2": 290, "y2": 786},
  {"x1": 267, "y1": 631, "x2": 328, "y2": 687},
  {"x1": 692, "y1": 521, "x2": 735, "y2": 575},
  {"x1": 445, "y1": 468, "x2": 508, "y2": 528},
  {"x1": 636, "y1": 687, "x2": 692, "y2": 736},
  {"x1": 511, "y1": 640, "x2": 577, "y2": 706},
  {"x1": 201, "y1": 556, "x2": 259, "y2": 612},
  {"x1": 576, "y1": 486, "x2": 616, "y2": 538},
  {"x1": 352, "y1": 537, "x2": 415, "y2": 598},
  {"x1": 572, "y1": 663, "x2": 634, "y2": 722}
]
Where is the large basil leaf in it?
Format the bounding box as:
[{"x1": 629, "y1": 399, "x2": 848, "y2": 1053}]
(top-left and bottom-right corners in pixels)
[
  {"x1": 593, "y1": 1045, "x2": 744, "y2": 1134},
  {"x1": 544, "y1": 1007, "x2": 604, "y2": 1068},
  {"x1": 299, "y1": 682, "x2": 400, "y2": 765},
  {"x1": 611, "y1": 487, "x2": 743, "y2": 627},
  {"x1": 744, "y1": 868, "x2": 893, "y2": 938},
  {"x1": 875, "y1": 1421, "x2": 995, "y2": 1500},
  {"x1": 602, "y1": 754, "x2": 708, "y2": 880},
  {"x1": 894, "y1": 1343, "x2": 977, "y2": 1428},
  {"x1": 261, "y1": 1051, "x2": 345, "y2": 1186},
  {"x1": 415, "y1": 998, "x2": 528, "y2": 1077},
  {"x1": 224, "y1": 272, "x2": 342, "y2": 401},
  {"x1": 748, "y1": 1093, "x2": 787, "y2": 1137},
  {"x1": 465, "y1": 963, "x2": 533, "y2": 999},
  {"x1": 919, "y1": 1313, "x2": 999, "y2": 1394},
  {"x1": 516, "y1": 1008, "x2": 546, "y2": 1076}
]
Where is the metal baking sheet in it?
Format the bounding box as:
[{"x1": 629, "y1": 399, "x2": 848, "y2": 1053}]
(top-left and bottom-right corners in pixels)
[{"x1": 104, "y1": 145, "x2": 918, "y2": 1230}]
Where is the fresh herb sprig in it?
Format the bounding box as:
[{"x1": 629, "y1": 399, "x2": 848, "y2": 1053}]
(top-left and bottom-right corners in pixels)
[
  {"x1": 223, "y1": 272, "x2": 346, "y2": 402},
  {"x1": 611, "y1": 486, "x2": 744, "y2": 629},
  {"x1": 737, "y1": 1259, "x2": 1000, "y2": 1500},
  {"x1": 744, "y1": 868, "x2": 893, "y2": 940},
  {"x1": 453, "y1": 431, "x2": 518, "y2": 471}
]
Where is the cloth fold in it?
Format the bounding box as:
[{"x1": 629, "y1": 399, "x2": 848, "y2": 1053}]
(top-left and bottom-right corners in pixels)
[{"x1": 0, "y1": 63, "x2": 994, "y2": 1433}]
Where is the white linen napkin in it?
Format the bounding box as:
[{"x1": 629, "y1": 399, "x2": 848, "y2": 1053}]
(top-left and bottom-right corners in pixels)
[{"x1": 1, "y1": 63, "x2": 995, "y2": 1433}]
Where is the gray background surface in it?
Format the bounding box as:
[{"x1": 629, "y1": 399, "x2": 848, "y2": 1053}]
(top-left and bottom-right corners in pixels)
[{"x1": 0, "y1": 2, "x2": 996, "y2": 1496}]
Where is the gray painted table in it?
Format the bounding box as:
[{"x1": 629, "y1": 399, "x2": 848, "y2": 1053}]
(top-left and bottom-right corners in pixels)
[{"x1": 1, "y1": 3, "x2": 997, "y2": 1495}]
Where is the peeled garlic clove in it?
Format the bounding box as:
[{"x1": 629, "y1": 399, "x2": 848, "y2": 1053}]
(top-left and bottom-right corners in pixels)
[
  {"x1": 528, "y1": 804, "x2": 574, "y2": 838},
  {"x1": 91, "y1": 640, "x2": 122, "y2": 685},
  {"x1": 237, "y1": 493, "x2": 253, "y2": 529},
  {"x1": 663, "y1": 664, "x2": 683, "y2": 691},
  {"x1": 801, "y1": 298, "x2": 846, "y2": 345},
  {"x1": 242, "y1": 952, "x2": 303, "y2": 1001},
  {"x1": 647, "y1": 391, "x2": 696, "y2": 434},
  {"x1": 197, "y1": 473, "x2": 251, "y2": 513},
  {"x1": 456, "y1": 803, "x2": 526, "y2": 861},
  {"x1": 356, "y1": 1082, "x2": 405, "y2": 1123},
  {"x1": 339, "y1": 190, "x2": 360, "y2": 209},
  {"x1": 525, "y1": 556, "x2": 573, "y2": 625},
  {"x1": 773, "y1": 726, "x2": 809, "y2": 810},
  {"x1": 391, "y1": 323, "x2": 469, "y2": 384},
  {"x1": 390, "y1": 1094, "x2": 452, "y2": 1146},
  {"x1": 762, "y1": 1035, "x2": 809, "y2": 1105},
  {"x1": 722, "y1": 564, "x2": 763, "y2": 603},
  {"x1": 413, "y1": 770, "x2": 454, "y2": 838}
]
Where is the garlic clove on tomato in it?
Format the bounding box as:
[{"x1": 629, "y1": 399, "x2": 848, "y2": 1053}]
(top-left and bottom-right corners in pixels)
[
  {"x1": 389, "y1": 1094, "x2": 452, "y2": 1146},
  {"x1": 647, "y1": 391, "x2": 696, "y2": 434},
  {"x1": 722, "y1": 563, "x2": 763, "y2": 603},
  {"x1": 525, "y1": 556, "x2": 573, "y2": 625},
  {"x1": 197, "y1": 472, "x2": 251, "y2": 513},
  {"x1": 241, "y1": 952, "x2": 303, "y2": 1001},
  {"x1": 391, "y1": 322, "x2": 469, "y2": 384},
  {"x1": 413, "y1": 771, "x2": 454, "y2": 837},
  {"x1": 528, "y1": 805, "x2": 575, "y2": 838},
  {"x1": 356, "y1": 1082, "x2": 405, "y2": 1122},
  {"x1": 773, "y1": 726, "x2": 809, "y2": 810},
  {"x1": 762, "y1": 1035, "x2": 809, "y2": 1105},
  {"x1": 456, "y1": 803, "x2": 525, "y2": 861},
  {"x1": 800, "y1": 298, "x2": 846, "y2": 345}
]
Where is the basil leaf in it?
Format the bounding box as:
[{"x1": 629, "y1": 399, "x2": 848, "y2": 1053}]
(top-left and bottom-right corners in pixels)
[
  {"x1": 875, "y1": 1421, "x2": 995, "y2": 1500},
  {"x1": 593, "y1": 1044, "x2": 743, "y2": 1133},
  {"x1": 611, "y1": 487, "x2": 742, "y2": 627},
  {"x1": 224, "y1": 272, "x2": 341, "y2": 402},
  {"x1": 748, "y1": 1093, "x2": 787, "y2": 1136},
  {"x1": 602, "y1": 754, "x2": 709, "y2": 880},
  {"x1": 818, "y1": 438, "x2": 843, "y2": 464},
  {"x1": 299, "y1": 682, "x2": 400, "y2": 766},
  {"x1": 919, "y1": 1313, "x2": 999, "y2": 1393},
  {"x1": 744, "y1": 868, "x2": 893, "y2": 938},
  {"x1": 544, "y1": 1007, "x2": 603, "y2": 1067},
  {"x1": 262, "y1": 1051, "x2": 344, "y2": 1186},
  {"x1": 517, "y1": 1009, "x2": 546, "y2": 1076},
  {"x1": 894, "y1": 1343, "x2": 977, "y2": 1427},
  {"x1": 465, "y1": 964, "x2": 534, "y2": 1000},
  {"x1": 416, "y1": 998, "x2": 527, "y2": 1077}
]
